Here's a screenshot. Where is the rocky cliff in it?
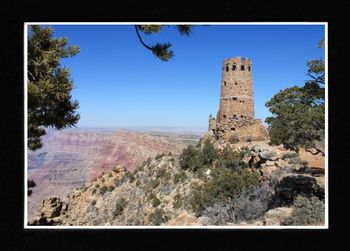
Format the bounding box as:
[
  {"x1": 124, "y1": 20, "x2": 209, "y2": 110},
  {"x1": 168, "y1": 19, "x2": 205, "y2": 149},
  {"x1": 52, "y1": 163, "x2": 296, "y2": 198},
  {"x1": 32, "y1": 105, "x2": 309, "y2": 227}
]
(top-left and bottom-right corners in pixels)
[
  {"x1": 27, "y1": 129, "x2": 201, "y2": 221},
  {"x1": 30, "y1": 139, "x2": 325, "y2": 227}
]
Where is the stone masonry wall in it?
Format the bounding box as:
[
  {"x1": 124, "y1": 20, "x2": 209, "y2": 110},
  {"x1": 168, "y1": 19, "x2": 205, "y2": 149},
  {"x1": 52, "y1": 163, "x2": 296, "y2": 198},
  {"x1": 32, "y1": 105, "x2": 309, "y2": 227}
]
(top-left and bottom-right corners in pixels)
[
  {"x1": 217, "y1": 57, "x2": 254, "y2": 123},
  {"x1": 209, "y1": 56, "x2": 268, "y2": 142}
]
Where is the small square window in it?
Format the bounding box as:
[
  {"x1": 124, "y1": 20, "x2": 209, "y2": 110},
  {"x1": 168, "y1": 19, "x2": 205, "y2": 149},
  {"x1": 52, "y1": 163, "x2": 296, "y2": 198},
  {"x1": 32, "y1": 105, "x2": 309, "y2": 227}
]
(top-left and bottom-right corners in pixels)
[
  {"x1": 223, "y1": 114, "x2": 226, "y2": 118},
  {"x1": 226, "y1": 65, "x2": 229, "y2": 72},
  {"x1": 248, "y1": 66, "x2": 251, "y2": 71},
  {"x1": 232, "y1": 65, "x2": 236, "y2": 71},
  {"x1": 241, "y1": 65, "x2": 245, "y2": 71}
]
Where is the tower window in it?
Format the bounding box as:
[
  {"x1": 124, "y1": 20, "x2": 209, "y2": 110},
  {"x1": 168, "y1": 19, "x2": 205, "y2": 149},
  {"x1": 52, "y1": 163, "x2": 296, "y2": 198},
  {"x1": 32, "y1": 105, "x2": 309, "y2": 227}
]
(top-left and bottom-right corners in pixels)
[
  {"x1": 248, "y1": 66, "x2": 251, "y2": 71},
  {"x1": 232, "y1": 114, "x2": 237, "y2": 119},
  {"x1": 224, "y1": 81, "x2": 226, "y2": 86},
  {"x1": 235, "y1": 82, "x2": 238, "y2": 85},
  {"x1": 241, "y1": 65, "x2": 245, "y2": 71},
  {"x1": 232, "y1": 65, "x2": 236, "y2": 71},
  {"x1": 232, "y1": 97, "x2": 237, "y2": 100},
  {"x1": 231, "y1": 127, "x2": 236, "y2": 131},
  {"x1": 223, "y1": 114, "x2": 226, "y2": 119},
  {"x1": 226, "y1": 65, "x2": 229, "y2": 72}
]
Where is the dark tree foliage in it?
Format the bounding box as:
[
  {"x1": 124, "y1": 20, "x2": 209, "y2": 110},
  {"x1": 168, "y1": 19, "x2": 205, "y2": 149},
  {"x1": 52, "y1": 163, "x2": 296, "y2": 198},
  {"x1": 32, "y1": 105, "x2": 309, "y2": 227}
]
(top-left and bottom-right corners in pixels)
[
  {"x1": 134, "y1": 25, "x2": 193, "y2": 61},
  {"x1": 28, "y1": 25, "x2": 80, "y2": 150},
  {"x1": 28, "y1": 179, "x2": 36, "y2": 188},
  {"x1": 179, "y1": 139, "x2": 218, "y2": 171},
  {"x1": 27, "y1": 179, "x2": 36, "y2": 196},
  {"x1": 217, "y1": 146, "x2": 247, "y2": 171},
  {"x1": 265, "y1": 40, "x2": 325, "y2": 152}
]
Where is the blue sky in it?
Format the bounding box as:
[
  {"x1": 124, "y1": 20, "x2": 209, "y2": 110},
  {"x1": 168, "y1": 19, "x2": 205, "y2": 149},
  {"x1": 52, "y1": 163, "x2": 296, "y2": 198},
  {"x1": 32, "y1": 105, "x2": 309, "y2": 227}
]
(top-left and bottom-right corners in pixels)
[{"x1": 44, "y1": 24, "x2": 325, "y2": 129}]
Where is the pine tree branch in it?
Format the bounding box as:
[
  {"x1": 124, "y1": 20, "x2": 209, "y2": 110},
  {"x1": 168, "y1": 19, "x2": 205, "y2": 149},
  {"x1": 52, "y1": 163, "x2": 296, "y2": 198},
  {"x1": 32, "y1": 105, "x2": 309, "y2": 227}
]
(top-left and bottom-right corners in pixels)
[
  {"x1": 134, "y1": 25, "x2": 153, "y2": 51},
  {"x1": 306, "y1": 73, "x2": 325, "y2": 85}
]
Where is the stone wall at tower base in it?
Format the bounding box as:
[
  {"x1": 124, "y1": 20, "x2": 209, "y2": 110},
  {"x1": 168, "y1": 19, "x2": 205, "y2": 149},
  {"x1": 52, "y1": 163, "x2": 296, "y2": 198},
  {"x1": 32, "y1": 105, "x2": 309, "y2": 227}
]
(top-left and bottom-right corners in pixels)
[{"x1": 209, "y1": 118, "x2": 269, "y2": 143}]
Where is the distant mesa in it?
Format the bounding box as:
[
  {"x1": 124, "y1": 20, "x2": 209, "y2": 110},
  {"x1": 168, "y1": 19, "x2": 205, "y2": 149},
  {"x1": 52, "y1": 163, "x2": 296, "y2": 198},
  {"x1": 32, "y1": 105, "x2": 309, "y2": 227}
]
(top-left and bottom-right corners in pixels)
[{"x1": 208, "y1": 56, "x2": 268, "y2": 142}]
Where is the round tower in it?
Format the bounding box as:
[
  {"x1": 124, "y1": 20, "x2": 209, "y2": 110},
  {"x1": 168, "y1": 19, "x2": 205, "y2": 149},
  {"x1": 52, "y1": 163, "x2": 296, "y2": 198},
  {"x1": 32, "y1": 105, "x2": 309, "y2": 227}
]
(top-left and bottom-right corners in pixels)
[{"x1": 217, "y1": 56, "x2": 254, "y2": 123}]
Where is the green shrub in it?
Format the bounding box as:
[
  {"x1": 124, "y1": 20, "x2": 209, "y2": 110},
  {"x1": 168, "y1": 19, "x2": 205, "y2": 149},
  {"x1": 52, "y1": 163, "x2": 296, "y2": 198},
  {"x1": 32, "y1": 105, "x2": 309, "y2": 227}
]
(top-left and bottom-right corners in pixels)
[
  {"x1": 113, "y1": 197, "x2": 128, "y2": 218},
  {"x1": 156, "y1": 152, "x2": 166, "y2": 160},
  {"x1": 282, "y1": 196, "x2": 325, "y2": 226},
  {"x1": 148, "y1": 192, "x2": 156, "y2": 201},
  {"x1": 136, "y1": 179, "x2": 141, "y2": 186},
  {"x1": 156, "y1": 168, "x2": 171, "y2": 180},
  {"x1": 101, "y1": 177, "x2": 105, "y2": 183},
  {"x1": 99, "y1": 185, "x2": 108, "y2": 195},
  {"x1": 91, "y1": 199, "x2": 97, "y2": 206},
  {"x1": 173, "y1": 171, "x2": 187, "y2": 184},
  {"x1": 179, "y1": 139, "x2": 218, "y2": 172},
  {"x1": 95, "y1": 184, "x2": 100, "y2": 189},
  {"x1": 129, "y1": 174, "x2": 135, "y2": 183},
  {"x1": 179, "y1": 144, "x2": 199, "y2": 170},
  {"x1": 152, "y1": 197, "x2": 161, "y2": 207},
  {"x1": 299, "y1": 160, "x2": 308, "y2": 167},
  {"x1": 92, "y1": 188, "x2": 96, "y2": 195},
  {"x1": 217, "y1": 146, "x2": 247, "y2": 171},
  {"x1": 189, "y1": 168, "x2": 259, "y2": 216},
  {"x1": 156, "y1": 168, "x2": 166, "y2": 179},
  {"x1": 164, "y1": 171, "x2": 171, "y2": 180},
  {"x1": 240, "y1": 146, "x2": 252, "y2": 157},
  {"x1": 282, "y1": 152, "x2": 299, "y2": 159},
  {"x1": 198, "y1": 139, "x2": 218, "y2": 168},
  {"x1": 148, "y1": 179, "x2": 160, "y2": 190},
  {"x1": 108, "y1": 185, "x2": 115, "y2": 192},
  {"x1": 143, "y1": 157, "x2": 152, "y2": 166},
  {"x1": 149, "y1": 208, "x2": 166, "y2": 226},
  {"x1": 108, "y1": 173, "x2": 113, "y2": 178},
  {"x1": 173, "y1": 194, "x2": 182, "y2": 209}
]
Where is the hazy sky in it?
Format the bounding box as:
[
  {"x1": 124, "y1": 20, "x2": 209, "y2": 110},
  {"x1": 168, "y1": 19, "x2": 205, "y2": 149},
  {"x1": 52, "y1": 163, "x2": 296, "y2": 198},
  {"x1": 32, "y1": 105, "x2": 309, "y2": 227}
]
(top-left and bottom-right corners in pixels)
[{"x1": 41, "y1": 24, "x2": 325, "y2": 129}]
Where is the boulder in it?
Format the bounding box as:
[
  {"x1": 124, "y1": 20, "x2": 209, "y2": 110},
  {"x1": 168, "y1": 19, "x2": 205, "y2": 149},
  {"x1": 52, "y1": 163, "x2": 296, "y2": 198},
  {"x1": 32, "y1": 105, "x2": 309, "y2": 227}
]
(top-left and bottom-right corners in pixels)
[
  {"x1": 261, "y1": 165, "x2": 278, "y2": 177},
  {"x1": 275, "y1": 174, "x2": 324, "y2": 204},
  {"x1": 252, "y1": 145, "x2": 263, "y2": 153},
  {"x1": 259, "y1": 150, "x2": 278, "y2": 161},
  {"x1": 264, "y1": 207, "x2": 294, "y2": 225},
  {"x1": 266, "y1": 160, "x2": 275, "y2": 166}
]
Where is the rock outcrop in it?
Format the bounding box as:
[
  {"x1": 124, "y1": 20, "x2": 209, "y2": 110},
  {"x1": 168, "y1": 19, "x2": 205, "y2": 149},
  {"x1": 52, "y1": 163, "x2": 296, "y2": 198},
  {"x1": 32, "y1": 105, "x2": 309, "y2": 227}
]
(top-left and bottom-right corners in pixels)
[
  {"x1": 275, "y1": 174, "x2": 324, "y2": 204},
  {"x1": 29, "y1": 196, "x2": 66, "y2": 225}
]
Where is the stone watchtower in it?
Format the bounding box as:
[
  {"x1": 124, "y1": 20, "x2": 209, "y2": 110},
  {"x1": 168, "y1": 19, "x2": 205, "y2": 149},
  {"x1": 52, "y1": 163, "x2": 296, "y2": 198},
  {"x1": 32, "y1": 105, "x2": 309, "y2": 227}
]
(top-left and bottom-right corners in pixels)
[
  {"x1": 217, "y1": 57, "x2": 254, "y2": 123},
  {"x1": 209, "y1": 56, "x2": 268, "y2": 142}
]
